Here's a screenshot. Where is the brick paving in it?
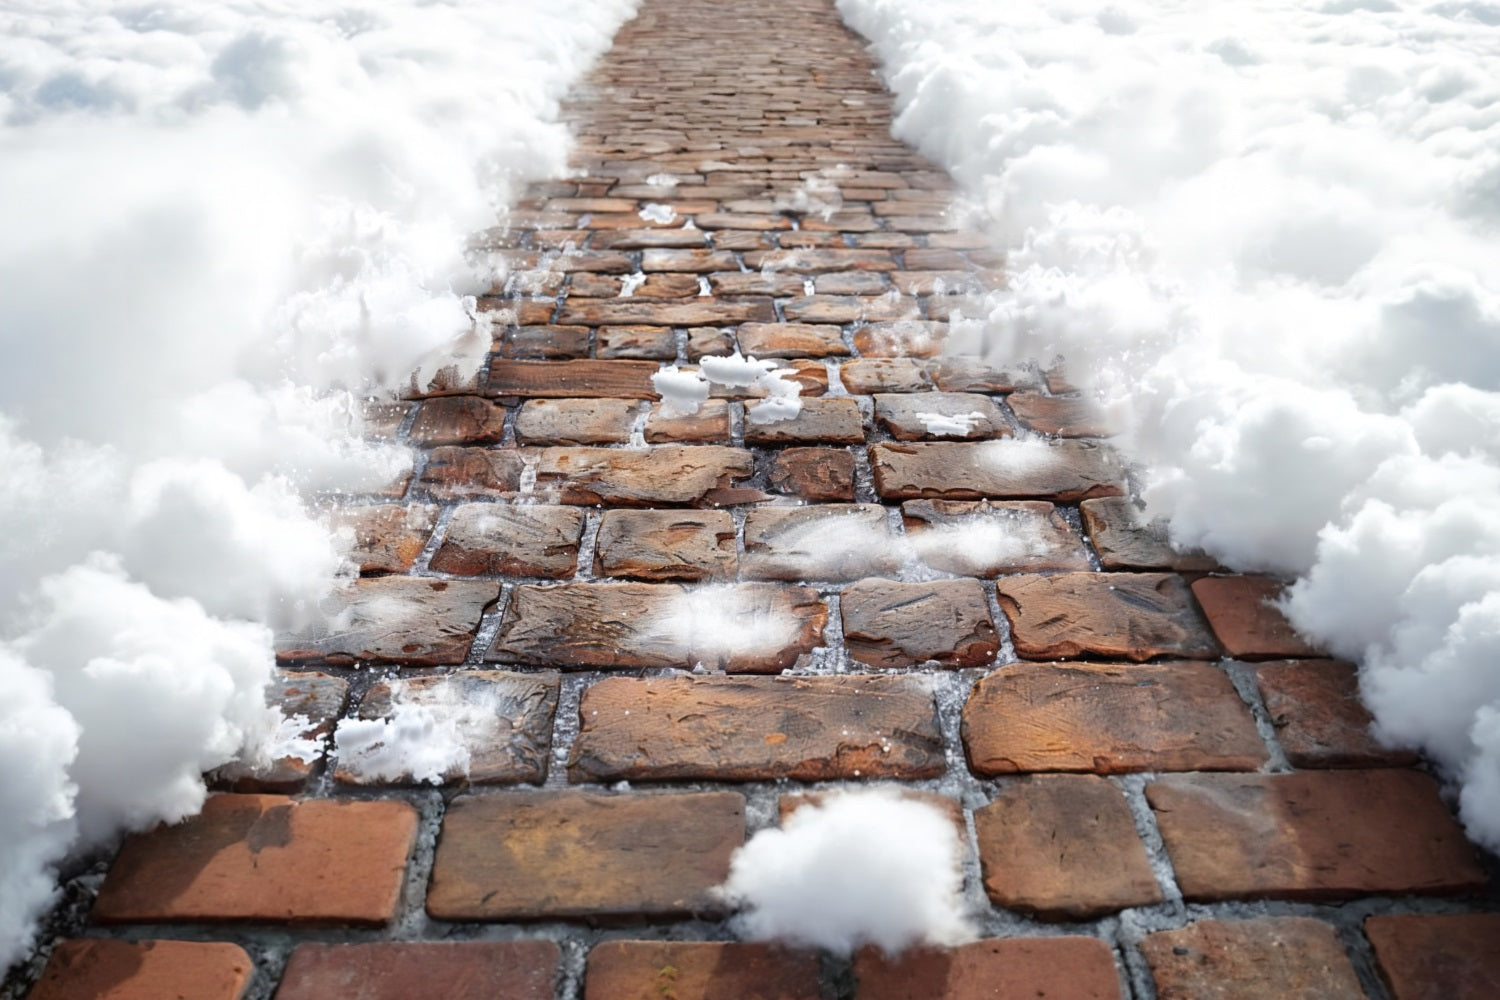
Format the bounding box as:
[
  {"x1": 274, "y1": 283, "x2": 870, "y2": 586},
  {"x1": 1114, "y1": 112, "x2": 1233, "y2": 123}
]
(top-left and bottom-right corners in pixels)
[{"x1": 13, "y1": 0, "x2": 1498, "y2": 997}]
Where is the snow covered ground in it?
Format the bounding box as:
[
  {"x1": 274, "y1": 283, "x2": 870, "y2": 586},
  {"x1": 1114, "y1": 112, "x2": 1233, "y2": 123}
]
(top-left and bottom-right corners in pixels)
[
  {"x1": 0, "y1": 0, "x2": 636, "y2": 970},
  {"x1": 838, "y1": 0, "x2": 1500, "y2": 849}
]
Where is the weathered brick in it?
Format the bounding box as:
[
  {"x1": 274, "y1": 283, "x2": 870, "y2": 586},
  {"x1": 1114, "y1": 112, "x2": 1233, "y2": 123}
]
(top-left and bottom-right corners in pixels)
[
  {"x1": 212, "y1": 670, "x2": 347, "y2": 793},
  {"x1": 28, "y1": 940, "x2": 253, "y2": 1000},
  {"x1": 904, "y1": 248, "x2": 972, "y2": 270},
  {"x1": 742, "y1": 504, "x2": 899, "y2": 580},
  {"x1": 708, "y1": 271, "x2": 809, "y2": 296},
  {"x1": 632, "y1": 272, "x2": 702, "y2": 298},
  {"x1": 851, "y1": 320, "x2": 947, "y2": 357},
  {"x1": 557, "y1": 299, "x2": 775, "y2": 326},
  {"x1": 275, "y1": 942, "x2": 560, "y2": 1000},
  {"x1": 598, "y1": 324, "x2": 677, "y2": 359},
  {"x1": 1006, "y1": 392, "x2": 1114, "y2": 437},
  {"x1": 963, "y1": 661, "x2": 1265, "y2": 775},
  {"x1": 418, "y1": 446, "x2": 525, "y2": 500},
  {"x1": 737, "y1": 322, "x2": 846, "y2": 358},
  {"x1": 429, "y1": 503, "x2": 585, "y2": 578},
  {"x1": 569, "y1": 674, "x2": 943, "y2": 781},
  {"x1": 974, "y1": 775, "x2": 1162, "y2": 919},
  {"x1": 595, "y1": 508, "x2": 737, "y2": 581},
  {"x1": 1078, "y1": 496, "x2": 1218, "y2": 572},
  {"x1": 409, "y1": 396, "x2": 509, "y2": 445},
  {"x1": 533, "y1": 445, "x2": 755, "y2": 506},
  {"x1": 427, "y1": 791, "x2": 744, "y2": 922},
  {"x1": 546, "y1": 250, "x2": 634, "y2": 274},
  {"x1": 786, "y1": 295, "x2": 920, "y2": 324},
  {"x1": 996, "y1": 573, "x2": 1222, "y2": 661},
  {"x1": 94, "y1": 795, "x2": 417, "y2": 925},
  {"x1": 1191, "y1": 575, "x2": 1325, "y2": 659},
  {"x1": 1254, "y1": 659, "x2": 1418, "y2": 768},
  {"x1": 853, "y1": 938, "x2": 1123, "y2": 1000},
  {"x1": 489, "y1": 581, "x2": 826, "y2": 672},
  {"x1": 711, "y1": 358, "x2": 829, "y2": 399},
  {"x1": 742, "y1": 248, "x2": 898, "y2": 272},
  {"x1": 488, "y1": 359, "x2": 658, "y2": 399},
  {"x1": 363, "y1": 400, "x2": 412, "y2": 440},
  {"x1": 1365, "y1": 914, "x2": 1500, "y2": 1000},
  {"x1": 695, "y1": 212, "x2": 792, "y2": 230},
  {"x1": 687, "y1": 326, "x2": 736, "y2": 359},
  {"x1": 585, "y1": 941, "x2": 819, "y2": 1000},
  {"x1": 641, "y1": 248, "x2": 739, "y2": 272},
  {"x1": 645, "y1": 398, "x2": 731, "y2": 443},
  {"x1": 1148, "y1": 770, "x2": 1487, "y2": 901},
  {"x1": 1141, "y1": 918, "x2": 1366, "y2": 1000},
  {"x1": 840, "y1": 578, "x2": 998, "y2": 669},
  {"x1": 901, "y1": 499, "x2": 1091, "y2": 574},
  {"x1": 873, "y1": 392, "x2": 1009, "y2": 441},
  {"x1": 840, "y1": 358, "x2": 933, "y2": 394},
  {"x1": 328, "y1": 503, "x2": 438, "y2": 574},
  {"x1": 498, "y1": 323, "x2": 590, "y2": 359},
  {"x1": 591, "y1": 228, "x2": 710, "y2": 249},
  {"x1": 815, "y1": 271, "x2": 892, "y2": 295},
  {"x1": 744, "y1": 397, "x2": 865, "y2": 444},
  {"x1": 926, "y1": 359, "x2": 1033, "y2": 394},
  {"x1": 514, "y1": 398, "x2": 638, "y2": 445},
  {"x1": 768, "y1": 447, "x2": 857, "y2": 501},
  {"x1": 277, "y1": 577, "x2": 499, "y2": 666},
  {"x1": 870, "y1": 440, "x2": 1123, "y2": 503}
]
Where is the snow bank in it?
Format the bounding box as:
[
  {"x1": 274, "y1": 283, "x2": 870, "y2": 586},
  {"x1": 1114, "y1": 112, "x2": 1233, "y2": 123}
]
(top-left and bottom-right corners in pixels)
[
  {"x1": 0, "y1": 0, "x2": 637, "y2": 969},
  {"x1": 837, "y1": 0, "x2": 1500, "y2": 847}
]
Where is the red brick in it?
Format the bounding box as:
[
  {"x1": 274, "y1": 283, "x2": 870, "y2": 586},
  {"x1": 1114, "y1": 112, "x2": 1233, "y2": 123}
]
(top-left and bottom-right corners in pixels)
[
  {"x1": 1006, "y1": 392, "x2": 1115, "y2": 437},
  {"x1": 594, "y1": 509, "x2": 737, "y2": 581},
  {"x1": 873, "y1": 393, "x2": 1009, "y2": 441},
  {"x1": 900, "y1": 499, "x2": 1091, "y2": 574},
  {"x1": 744, "y1": 397, "x2": 865, "y2": 445},
  {"x1": 1079, "y1": 496, "x2": 1218, "y2": 572},
  {"x1": 584, "y1": 941, "x2": 819, "y2": 1000},
  {"x1": 328, "y1": 503, "x2": 438, "y2": 574},
  {"x1": 533, "y1": 445, "x2": 755, "y2": 506},
  {"x1": 276, "y1": 577, "x2": 499, "y2": 666},
  {"x1": 962, "y1": 661, "x2": 1265, "y2": 775},
  {"x1": 1191, "y1": 575, "x2": 1325, "y2": 659},
  {"x1": 768, "y1": 447, "x2": 857, "y2": 501},
  {"x1": 742, "y1": 504, "x2": 899, "y2": 581},
  {"x1": 212, "y1": 670, "x2": 346, "y2": 793},
  {"x1": 645, "y1": 398, "x2": 731, "y2": 443},
  {"x1": 1365, "y1": 913, "x2": 1500, "y2": 1000},
  {"x1": 1147, "y1": 770, "x2": 1488, "y2": 901},
  {"x1": 1254, "y1": 659, "x2": 1419, "y2": 767},
  {"x1": 869, "y1": 440, "x2": 1123, "y2": 503},
  {"x1": 409, "y1": 396, "x2": 508, "y2": 445},
  {"x1": 429, "y1": 503, "x2": 585, "y2": 578},
  {"x1": 28, "y1": 940, "x2": 253, "y2": 1000},
  {"x1": 275, "y1": 941, "x2": 560, "y2": 1000},
  {"x1": 1142, "y1": 918, "x2": 1365, "y2": 1000},
  {"x1": 488, "y1": 359, "x2": 657, "y2": 399},
  {"x1": 974, "y1": 775, "x2": 1162, "y2": 919},
  {"x1": 418, "y1": 446, "x2": 525, "y2": 500},
  {"x1": 996, "y1": 572, "x2": 1221, "y2": 661},
  {"x1": 557, "y1": 299, "x2": 775, "y2": 326},
  {"x1": 569, "y1": 674, "x2": 943, "y2": 782},
  {"x1": 94, "y1": 794, "x2": 417, "y2": 925},
  {"x1": 840, "y1": 578, "x2": 998, "y2": 669},
  {"x1": 514, "y1": 398, "x2": 638, "y2": 445},
  {"x1": 852, "y1": 937, "x2": 1122, "y2": 1000},
  {"x1": 426, "y1": 791, "x2": 744, "y2": 921},
  {"x1": 737, "y1": 322, "x2": 846, "y2": 358}
]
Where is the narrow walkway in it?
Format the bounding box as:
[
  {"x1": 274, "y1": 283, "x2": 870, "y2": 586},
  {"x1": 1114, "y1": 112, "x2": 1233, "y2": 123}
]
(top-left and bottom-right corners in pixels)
[{"x1": 18, "y1": 0, "x2": 1498, "y2": 998}]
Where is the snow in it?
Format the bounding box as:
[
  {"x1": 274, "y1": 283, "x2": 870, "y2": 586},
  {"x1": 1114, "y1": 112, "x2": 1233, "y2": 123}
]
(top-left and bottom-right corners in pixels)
[
  {"x1": 652, "y1": 365, "x2": 712, "y2": 417},
  {"x1": 915, "y1": 410, "x2": 988, "y2": 436},
  {"x1": 638, "y1": 202, "x2": 677, "y2": 224},
  {"x1": 332, "y1": 678, "x2": 506, "y2": 785},
  {"x1": 654, "y1": 353, "x2": 805, "y2": 423}
]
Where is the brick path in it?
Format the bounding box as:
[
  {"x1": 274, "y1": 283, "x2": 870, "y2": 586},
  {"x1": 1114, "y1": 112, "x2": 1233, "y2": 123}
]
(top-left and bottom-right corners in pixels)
[{"x1": 17, "y1": 0, "x2": 1500, "y2": 998}]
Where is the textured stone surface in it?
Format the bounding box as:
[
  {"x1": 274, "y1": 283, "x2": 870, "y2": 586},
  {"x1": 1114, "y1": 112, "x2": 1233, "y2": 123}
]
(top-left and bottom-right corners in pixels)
[
  {"x1": 743, "y1": 397, "x2": 865, "y2": 445},
  {"x1": 568, "y1": 674, "x2": 943, "y2": 782},
  {"x1": 873, "y1": 392, "x2": 1009, "y2": 441},
  {"x1": 736, "y1": 322, "x2": 846, "y2": 357},
  {"x1": 742, "y1": 503, "x2": 899, "y2": 581},
  {"x1": 409, "y1": 396, "x2": 509, "y2": 446},
  {"x1": 429, "y1": 503, "x2": 586, "y2": 578},
  {"x1": 418, "y1": 447, "x2": 525, "y2": 500},
  {"x1": 840, "y1": 578, "x2": 998, "y2": 669},
  {"x1": 213, "y1": 670, "x2": 347, "y2": 793},
  {"x1": 645, "y1": 398, "x2": 730, "y2": 443},
  {"x1": 598, "y1": 325, "x2": 677, "y2": 360},
  {"x1": 28, "y1": 940, "x2": 253, "y2": 1000},
  {"x1": 499, "y1": 324, "x2": 590, "y2": 359},
  {"x1": 900, "y1": 499, "x2": 1091, "y2": 575},
  {"x1": 1254, "y1": 659, "x2": 1418, "y2": 768},
  {"x1": 427, "y1": 791, "x2": 744, "y2": 921},
  {"x1": 870, "y1": 440, "x2": 1122, "y2": 502},
  {"x1": 1365, "y1": 913, "x2": 1500, "y2": 1000},
  {"x1": 533, "y1": 445, "x2": 755, "y2": 506},
  {"x1": 329, "y1": 504, "x2": 439, "y2": 575},
  {"x1": 1191, "y1": 575, "x2": 1325, "y2": 659},
  {"x1": 840, "y1": 358, "x2": 934, "y2": 394},
  {"x1": 853, "y1": 938, "x2": 1123, "y2": 1000},
  {"x1": 584, "y1": 941, "x2": 820, "y2": 1000},
  {"x1": 275, "y1": 942, "x2": 560, "y2": 1000},
  {"x1": 594, "y1": 509, "x2": 737, "y2": 581},
  {"x1": 996, "y1": 573, "x2": 1222, "y2": 661},
  {"x1": 767, "y1": 447, "x2": 856, "y2": 501},
  {"x1": 1006, "y1": 392, "x2": 1114, "y2": 437},
  {"x1": 926, "y1": 359, "x2": 1031, "y2": 394},
  {"x1": 277, "y1": 577, "x2": 499, "y2": 666},
  {"x1": 514, "y1": 398, "x2": 638, "y2": 445},
  {"x1": 557, "y1": 298, "x2": 774, "y2": 326},
  {"x1": 1079, "y1": 496, "x2": 1218, "y2": 572},
  {"x1": 488, "y1": 359, "x2": 658, "y2": 398},
  {"x1": 1141, "y1": 918, "x2": 1366, "y2": 1000}
]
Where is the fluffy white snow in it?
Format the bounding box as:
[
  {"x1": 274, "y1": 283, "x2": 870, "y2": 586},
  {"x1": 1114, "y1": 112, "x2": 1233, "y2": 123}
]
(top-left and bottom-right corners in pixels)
[
  {"x1": 838, "y1": 0, "x2": 1500, "y2": 848},
  {"x1": 0, "y1": 0, "x2": 637, "y2": 970},
  {"x1": 332, "y1": 678, "x2": 504, "y2": 785},
  {"x1": 653, "y1": 353, "x2": 806, "y2": 422}
]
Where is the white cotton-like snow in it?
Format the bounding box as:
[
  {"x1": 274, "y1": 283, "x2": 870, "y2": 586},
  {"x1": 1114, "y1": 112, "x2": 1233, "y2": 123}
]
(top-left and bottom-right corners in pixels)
[
  {"x1": 652, "y1": 366, "x2": 712, "y2": 417},
  {"x1": 618, "y1": 272, "x2": 647, "y2": 297},
  {"x1": 638, "y1": 203, "x2": 677, "y2": 224},
  {"x1": 682, "y1": 353, "x2": 806, "y2": 423},
  {"x1": 915, "y1": 410, "x2": 988, "y2": 437},
  {"x1": 719, "y1": 789, "x2": 975, "y2": 955},
  {"x1": 332, "y1": 678, "x2": 506, "y2": 785},
  {"x1": 836, "y1": 0, "x2": 1500, "y2": 848},
  {"x1": 698, "y1": 352, "x2": 782, "y2": 387},
  {"x1": 0, "y1": 0, "x2": 639, "y2": 970},
  {"x1": 646, "y1": 585, "x2": 805, "y2": 664}
]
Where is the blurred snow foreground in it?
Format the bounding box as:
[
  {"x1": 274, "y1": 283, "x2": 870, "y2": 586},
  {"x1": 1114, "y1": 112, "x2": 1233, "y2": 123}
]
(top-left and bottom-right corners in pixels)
[
  {"x1": 0, "y1": 0, "x2": 638, "y2": 970},
  {"x1": 837, "y1": 0, "x2": 1500, "y2": 849}
]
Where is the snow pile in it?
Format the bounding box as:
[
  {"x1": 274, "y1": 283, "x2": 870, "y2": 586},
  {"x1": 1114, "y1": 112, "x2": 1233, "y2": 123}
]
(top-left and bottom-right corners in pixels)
[
  {"x1": 651, "y1": 353, "x2": 805, "y2": 423},
  {"x1": 0, "y1": 0, "x2": 637, "y2": 970},
  {"x1": 333, "y1": 678, "x2": 504, "y2": 785},
  {"x1": 838, "y1": 0, "x2": 1500, "y2": 847},
  {"x1": 719, "y1": 789, "x2": 975, "y2": 954}
]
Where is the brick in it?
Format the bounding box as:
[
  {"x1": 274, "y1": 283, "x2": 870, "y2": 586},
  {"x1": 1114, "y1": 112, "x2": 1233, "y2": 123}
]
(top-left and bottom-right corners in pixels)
[
  {"x1": 488, "y1": 359, "x2": 657, "y2": 399},
  {"x1": 430, "y1": 503, "x2": 585, "y2": 578},
  {"x1": 548, "y1": 250, "x2": 634, "y2": 274},
  {"x1": 714, "y1": 358, "x2": 829, "y2": 399},
  {"x1": 904, "y1": 248, "x2": 971, "y2": 269},
  {"x1": 963, "y1": 661, "x2": 1265, "y2": 775},
  {"x1": 869, "y1": 440, "x2": 1123, "y2": 503},
  {"x1": 840, "y1": 578, "x2": 997, "y2": 669},
  {"x1": 852, "y1": 937, "x2": 1122, "y2": 1000},
  {"x1": 277, "y1": 577, "x2": 498, "y2": 666},
  {"x1": 851, "y1": 320, "x2": 947, "y2": 357},
  {"x1": 737, "y1": 322, "x2": 846, "y2": 357},
  {"x1": 815, "y1": 271, "x2": 891, "y2": 294},
  {"x1": 1365, "y1": 914, "x2": 1500, "y2": 1000},
  {"x1": 873, "y1": 392, "x2": 1009, "y2": 440},
  {"x1": 585, "y1": 941, "x2": 819, "y2": 1000},
  {"x1": 975, "y1": 775, "x2": 1161, "y2": 919},
  {"x1": 786, "y1": 295, "x2": 919, "y2": 324},
  {"x1": 213, "y1": 670, "x2": 346, "y2": 793},
  {"x1": 514, "y1": 398, "x2": 638, "y2": 445},
  {"x1": 633, "y1": 272, "x2": 702, "y2": 298},
  {"x1": 363, "y1": 400, "x2": 412, "y2": 439},
  {"x1": 641, "y1": 248, "x2": 739, "y2": 272},
  {"x1": 489, "y1": 581, "x2": 826, "y2": 672},
  {"x1": 695, "y1": 212, "x2": 792, "y2": 230},
  {"x1": 900, "y1": 499, "x2": 1091, "y2": 574},
  {"x1": 1148, "y1": 770, "x2": 1487, "y2": 901},
  {"x1": 591, "y1": 228, "x2": 710, "y2": 249},
  {"x1": 927, "y1": 359, "x2": 1032, "y2": 393},
  {"x1": 708, "y1": 271, "x2": 809, "y2": 296},
  {"x1": 745, "y1": 397, "x2": 865, "y2": 444},
  {"x1": 498, "y1": 323, "x2": 590, "y2": 359},
  {"x1": 275, "y1": 942, "x2": 560, "y2": 1000},
  {"x1": 409, "y1": 396, "x2": 508, "y2": 445},
  {"x1": 557, "y1": 299, "x2": 775, "y2": 326},
  {"x1": 595, "y1": 509, "x2": 737, "y2": 581},
  {"x1": 645, "y1": 398, "x2": 731, "y2": 442},
  {"x1": 598, "y1": 324, "x2": 677, "y2": 359},
  {"x1": 1191, "y1": 575, "x2": 1325, "y2": 659},
  {"x1": 427, "y1": 791, "x2": 744, "y2": 921},
  {"x1": 743, "y1": 248, "x2": 898, "y2": 272},
  {"x1": 338, "y1": 671, "x2": 557, "y2": 785},
  {"x1": 569, "y1": 674, "x2": 943, "y2": 782},
  {"x1": 1079, "y1": 496, "x2": 1218, "y2": 572},
  {"x1": 1141, "y1": 918, "x2": 1366, "y2": 1000},
  {"x1": 1254, "y1": 659, "x2": 1418, "y2": 768},
  {"x1": 768, "y1": 447, "x2": 856, "y2": 501},
  {"x1": 840, "y1": 358, "x2": 933, "y2": 394},
  {"x1": 94, "y1": 795, "x2": 416, "y2": 925},
  {"x1": 418, "y1": 446, "x2": 525, "y2": 499},
  {"x1": 889, "y1": 270, "x2": 995, "y2": 295},
  {"x1": 742, "y1": 504, "x2": 899, "y2": 580},
  {"x1": 687, "y1": 326, "x2": 736, "y2": 359},
  {"x1": 533, "y1": 445, "x2": 755, "y2": 505},
  {"x1": 328, "y1": 503, "x2": 438, "y2": 574},
  {"x1": 28, "y1": 940, "x2": 253, "y2": 1000},
  {"x1": 996, "y1": 572, "x2": 1222, "y2": 661},
  {"x1": 569, "y1": 271, "x2": 623, "y2": 297},
  {"x1": 1007, "y1": 392, "x2": 1114, "y2": 437}
]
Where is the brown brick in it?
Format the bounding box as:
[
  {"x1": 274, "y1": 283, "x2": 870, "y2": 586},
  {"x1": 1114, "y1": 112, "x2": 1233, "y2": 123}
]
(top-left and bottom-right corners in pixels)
[
  {"x1": 598, "y1": 324, "x2": 677, "y2": 359},
  {"x1": 275, "y1": 941, "x2": 560, "y2": 1000},
  {"x1": 633, "y1": 272, "x2": 702, "y2": 298},
  {"x1": 787, "y1": 295, "x2": 919, "y2": 324},
  {"x1": 745, "y1": 397, "x2": 865, "y2": 444},
  {"x1": 927, "y1": 359, "x2": 1032, "y2": 393},
  {"x1": 409, "y1": 396, "x2": 509, "y2": 445},
  {"x1": 585, "y1": 941, "x2": 819, "y2": 1000},
  {"x1": 870, "y1": 440, "x2": 1123, "y2": 503},
  {"x1": 963, "y1": 661, "x2": 1265, "y2": 775},
  {"x1": 1148, "y1": 770, "x2": 1487, "y2": 901},
  {"x1": 426, "y1": 791, "x2": 744, "y2": 921},
  {"x1": 708, "y1": 271, "x2": 809, "y2": 296},
  {"x1": 94, "y1": 795, "x2": 416, "y2": 925},
  {"x1": 889, "y1": 270, "x2": 994, "y2": 295},
  {"x1": 1079, "y1": 496, "x2": 1218, "y2": 572},
  {"x1": 1141, "y1": 918, "x2": 1366, "y2": 1000},
  {"x1": 840, "y1": 358, "x2": 933, "y2": 394},
  {"x1": 645, "y1": 398, "x2": 731, "y2": 443},
  {"x1": 498, "y1": 324, "x2": 590, "y2": 360},
  {"x1": 276, "y1": 577, "x2": 498, "y2": 666},
  {"x1": 1365, "y1": 914, "x2": 1500, "y2": 1000},
  {"x1": 873, "y1": 392, "x2": 1009, "y2": 440},
  {"x1": 430, "y1": 503, "x2": 585, "y2": 578},
  {"x1": 569, "y1": 674, "x2": 943, "y2": 782},
  {"x1": 1191, "y1": 575, "x2": 1325, "y2": 659},
  {"x1": 696, "y1": 212, "x2": 792, "y2": 230},
  {"x1": 489, "y1": 582, "x2": 826, "y2": 672},
  {"x1": 974, "y1": 775, "x2": 1161, "y2": 919},
  {"x1": 737, "y1": 322, "x2": 846, "y2": 358},
  {"x1": 212, "y1": 670, "x2": 346, "y2": 793},
  {"x1": 768, "y1": 447, "x2": 856, "y2": 500},
  {"x1": 713, "y1": 358, "x2": 829, "y2": 399},
  {"x1": 904, "y1": 248, "x2": 971, "y2": 269},
  {"x1": 742, "y1": 248, "x2": 898, "y2": 273},
  {"x1": 901, "y1": 499, "x2": 1090, "y2": 574},
  {"x1": 815, "y1": 271, "x2": 892, "y2": 294},
  {"x1": 362, "y1": 400, "x2": 412, "y2": 440},
  {"x1": 742, "y1": 504, "x2": 899, "y2": 581},
  {"x1": 1254, "y1": 659, "x2": 1419, "y2": 768},
  {"x1": 595, "y1": 509, "x2": 737, "y2": 581},
  {"x1": 418, "y1": 446, "x2": 525, "y2": 500},
  {"x1": 328, "y1": 503, "x2": 438, "y2": 574},
  {"x1": 533, "y1": 445, "x2": 755, "y2": 506},
  {"x1": 549, "y1": 250, "x2": 634, "y2": 274},
  {"x1": 563, "y1": 275, "x2": 621, "y2": 298},
  {"x1": 514, "y1": 398, "x2": 638, "y2": 445},
  {"x1": 557, "y1": 299, "x2": 775, "y2": 327},
  {"x1": 851, "y1": 320, "x2": 947, "y2": 357},
  {"x1": 1007, "y1": 392, "x2": 1114, "y2": 437},
  {"x1": 687, "y1": 326, "x2": 736, "y2": 359},
  {"x1": 337, "y1": 672, "x2": 557, "y2": 785},
  {"x1": 641, "y1": 248, "x2": 739, "y2": 272},
  {"x1": 591, "y1": 228, "x2": 710, "y2": 249},
  {"x1": 853, "y1": 937, "x2": 1122, "y2": 1000},
  {"x1": 841, "y1": 578, "x2": 997, "y2": 669},
  {"x1": 28, "y1": 940, "x2": 253, "y2": 1000},
  {"x1": 996, "y1": 573, "x2": 1222, "y2": 661},
  {"x1": 488, "y1": 359, "x2": 658, "y2": 399}
]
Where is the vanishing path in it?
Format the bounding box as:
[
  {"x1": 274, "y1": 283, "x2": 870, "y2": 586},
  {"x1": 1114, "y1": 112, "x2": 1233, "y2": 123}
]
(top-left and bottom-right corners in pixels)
[{"x1": 19, "y1": 0, "x2": 1498, "y2": 997}]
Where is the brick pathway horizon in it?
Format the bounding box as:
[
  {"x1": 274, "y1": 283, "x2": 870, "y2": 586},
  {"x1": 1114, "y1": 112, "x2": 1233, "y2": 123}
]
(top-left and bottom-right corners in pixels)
[{"x1": 13, "y1": 0, "x2": 1500, "y2": 998}]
